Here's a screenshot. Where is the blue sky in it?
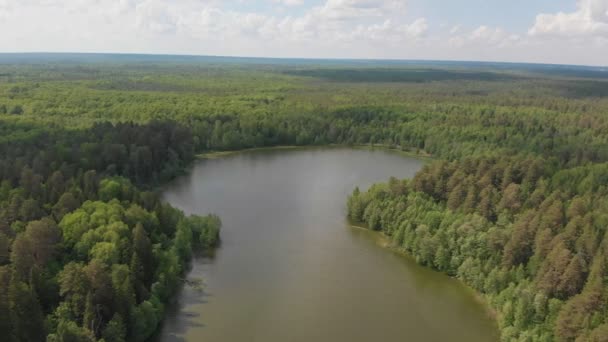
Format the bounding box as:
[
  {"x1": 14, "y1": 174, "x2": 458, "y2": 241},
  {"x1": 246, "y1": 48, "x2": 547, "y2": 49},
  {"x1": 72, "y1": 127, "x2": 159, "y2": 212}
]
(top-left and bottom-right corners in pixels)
[
  {"x1": 224, "y1": 0, "x2": 577, "y2": 33},
  {"x1": 406, "y1": 0, "x2": 576, "y2": 32},
  {"x1": 0, "y1": 0, "x2": 607, "y2": 65}
]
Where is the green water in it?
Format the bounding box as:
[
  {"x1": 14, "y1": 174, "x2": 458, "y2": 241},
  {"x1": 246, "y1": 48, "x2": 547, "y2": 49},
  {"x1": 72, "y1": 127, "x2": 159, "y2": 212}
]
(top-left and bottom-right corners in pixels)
[{"x1": 157, "y1": 147, "x2": 499, "y2": 342}]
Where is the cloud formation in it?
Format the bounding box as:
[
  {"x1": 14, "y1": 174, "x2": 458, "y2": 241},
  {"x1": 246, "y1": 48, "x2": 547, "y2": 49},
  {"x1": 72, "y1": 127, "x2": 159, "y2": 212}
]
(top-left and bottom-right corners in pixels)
[
  {"x1": 273, "y1": 0, "x2": 305, "y2": 6},
  {"x1": 450, "y1": 26, "x2": 521, "y2": 49},
  {"x1": 0, "y1": 0, "x2": 606, "y2": 65},
  {"x1": 530, "y1": 0, "x2": 608, "y2": 38}
]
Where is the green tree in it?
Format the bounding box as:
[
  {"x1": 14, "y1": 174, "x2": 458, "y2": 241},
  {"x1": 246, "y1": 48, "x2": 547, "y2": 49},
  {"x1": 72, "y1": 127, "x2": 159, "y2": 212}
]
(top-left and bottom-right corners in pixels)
[
  {"x1": 9, "y1": 105, "x2": 23, "y2": 115},
  {"x1": 8, "y1": 277, "x2": 45, "y2": 342},
  {"x1": 102, "y1": 314, "x2": 126, "y2": 342},
  {"x1": 48, "y1": 320, "x2": 95, "y2": 342},
  {"x1": 24, "y1": 218, "x2": 61, "y2": 267},
  {"x1": 58, "y1": 262, "x2": 90, "y2": 319}
]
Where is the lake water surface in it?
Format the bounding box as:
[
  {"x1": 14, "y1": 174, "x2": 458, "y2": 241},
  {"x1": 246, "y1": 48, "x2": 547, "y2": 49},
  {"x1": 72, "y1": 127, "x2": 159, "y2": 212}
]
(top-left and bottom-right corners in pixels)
[{"x1": 157, "y1": 147, "x2": 499, "y2": 342}]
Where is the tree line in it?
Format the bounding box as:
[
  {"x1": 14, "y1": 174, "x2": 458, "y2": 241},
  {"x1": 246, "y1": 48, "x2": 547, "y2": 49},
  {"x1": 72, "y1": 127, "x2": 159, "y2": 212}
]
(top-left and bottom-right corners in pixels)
[{"x1": 348, "y1": 155, "x2": 608, "y2": 341}]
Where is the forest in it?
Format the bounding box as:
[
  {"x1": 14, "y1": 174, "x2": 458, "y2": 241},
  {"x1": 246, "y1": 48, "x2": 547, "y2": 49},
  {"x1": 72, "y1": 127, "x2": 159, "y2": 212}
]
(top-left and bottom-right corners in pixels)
[
  {"x1": 1, "y1": 54, "x2": 608, "y2": 341},
  {"x1": 0, "y1": 120, "x2": 221, "y2": 341}
]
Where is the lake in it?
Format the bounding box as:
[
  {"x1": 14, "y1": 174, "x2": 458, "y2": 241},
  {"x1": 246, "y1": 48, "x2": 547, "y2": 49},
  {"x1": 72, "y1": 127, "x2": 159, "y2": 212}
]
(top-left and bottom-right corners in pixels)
[{"x1": 157, "y1": 147, "x2": 499, "y2": 342}]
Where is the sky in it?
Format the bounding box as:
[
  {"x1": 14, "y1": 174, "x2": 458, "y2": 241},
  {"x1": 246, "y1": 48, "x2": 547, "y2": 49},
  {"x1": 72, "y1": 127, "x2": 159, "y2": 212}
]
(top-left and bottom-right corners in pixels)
[{"x1": 0, "y1": 0, "x2": 607, "y2": 66}]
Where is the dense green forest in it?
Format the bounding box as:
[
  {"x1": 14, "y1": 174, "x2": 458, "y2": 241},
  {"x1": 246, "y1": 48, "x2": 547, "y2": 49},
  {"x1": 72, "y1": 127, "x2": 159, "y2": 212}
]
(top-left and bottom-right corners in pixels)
[
  {"x1": 0, "y1": 120, "x2": 221, "y2": 341},
  {"x1": 1, "y1": 55, "x2": 608, "y2": 341},
  {"x1": 337, "y1": 64, "x2": 608, "y2": 340}
]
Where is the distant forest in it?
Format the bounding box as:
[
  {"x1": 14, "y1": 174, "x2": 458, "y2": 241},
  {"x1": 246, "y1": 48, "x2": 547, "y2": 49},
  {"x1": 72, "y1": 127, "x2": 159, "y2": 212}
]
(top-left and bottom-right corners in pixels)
[{"x1": 1, "y1": 54, "x2": 608, "y2": 341}]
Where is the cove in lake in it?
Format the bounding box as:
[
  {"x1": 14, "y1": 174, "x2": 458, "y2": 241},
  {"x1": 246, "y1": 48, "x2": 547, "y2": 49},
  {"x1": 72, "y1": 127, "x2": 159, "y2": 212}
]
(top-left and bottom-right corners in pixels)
[{"x1": 156, "y1": 147, "x2": 499, "y2": 342}]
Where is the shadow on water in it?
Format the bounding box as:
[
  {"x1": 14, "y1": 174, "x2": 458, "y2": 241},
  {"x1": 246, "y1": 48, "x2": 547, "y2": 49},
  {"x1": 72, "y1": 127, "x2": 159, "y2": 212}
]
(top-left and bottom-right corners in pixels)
[
  {"x1": 152, "y1": 296, "x2": 209, "y2": 341},
  {"x1": 151, "y1": 256, "x2": 215, "y2": 341},
  {"x1": 346, "y1": 224, "x2": 495, "y2": 319}
]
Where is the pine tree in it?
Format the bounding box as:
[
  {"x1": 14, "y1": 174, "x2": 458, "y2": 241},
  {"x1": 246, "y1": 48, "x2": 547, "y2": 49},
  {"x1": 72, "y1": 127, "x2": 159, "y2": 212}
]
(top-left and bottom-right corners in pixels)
[
  {"x1": 0, "y1": 266, "x2": 14, "y2": 340},
  {"x1": 557, "y1": 254, "x2": 586, "y2": 299},
  {"x1": 8, "y1": 276, "x2": 45, "y2": 342},
  {"x1": 447, "y1": 184, "x2": 465, "y2": 211},
  {"x1": 132, "y1": 223, "x2": 153, "y2": 286}
]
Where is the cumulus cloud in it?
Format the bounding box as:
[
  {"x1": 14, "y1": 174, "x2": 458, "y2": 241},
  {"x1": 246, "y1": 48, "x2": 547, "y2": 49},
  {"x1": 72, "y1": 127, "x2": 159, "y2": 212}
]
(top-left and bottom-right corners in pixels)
[
  {"x1": 0, "y1": 0, "x2": 606, "y2": 65},
  {"x1": 272, "y1": 0, "x2": 305, "y2": 6},
  {"x1": 313, "y1": 0, "x2": 406, "y2": 21},
  {"x1": 346, "y1": 17, "x2": 427, "y2": 44},
  {"x1": 529, "y1": 0, "x2": 608, "y2": 38},
  {"x1": 122, "y1": 0, "x2": 422, "y2": 46},
  {"x1": 449, "y1": 25, "x2": 521, "y2": 48},
  {"x1": 135, "y1": 0, "x2": 178, "y2": 34}
]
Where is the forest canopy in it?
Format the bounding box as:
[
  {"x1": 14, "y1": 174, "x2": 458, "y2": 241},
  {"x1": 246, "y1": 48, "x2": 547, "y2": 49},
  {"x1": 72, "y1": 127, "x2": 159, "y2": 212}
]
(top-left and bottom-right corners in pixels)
[
  {"x1": 1, "y1": 55, "x2": 608, "y2": 341},
  {"x1": 0, "y1": 120, "x2": 220, "y2": 341}
]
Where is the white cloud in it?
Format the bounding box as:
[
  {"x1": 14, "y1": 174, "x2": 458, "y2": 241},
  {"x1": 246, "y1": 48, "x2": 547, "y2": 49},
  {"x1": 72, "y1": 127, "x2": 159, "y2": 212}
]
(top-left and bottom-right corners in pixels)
[
  {"x1": 272, "y1": 0, "x2": 305, "y2": 6},
  {"x1": 449, "y1": 25, "x2": 521, "y2": 48},
  {"x1": 313, "y1": 0, "x2": 406, "y2": 21},
  {"x1": 135, "y1": 0, "x2": 177, "y2": 34},
  {"x1": 529, "y1": 0, "x2": 608, "y2": 38},
  {"x1": 141, "y1": 0, "x2": 420, "y2": 45},
  {"x1": 347, "y1": 17, "x2": 427, "y2": 43},
  {"x1": 0, "y1": 0, "x2": 606, "y2": 65}
]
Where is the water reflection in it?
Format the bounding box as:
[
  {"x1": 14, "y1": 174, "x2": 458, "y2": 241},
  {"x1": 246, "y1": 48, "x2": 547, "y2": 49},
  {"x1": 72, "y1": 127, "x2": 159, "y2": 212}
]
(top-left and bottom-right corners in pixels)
[{"x1": 156, "y1": 148, "x2": 498, "y2": 342}]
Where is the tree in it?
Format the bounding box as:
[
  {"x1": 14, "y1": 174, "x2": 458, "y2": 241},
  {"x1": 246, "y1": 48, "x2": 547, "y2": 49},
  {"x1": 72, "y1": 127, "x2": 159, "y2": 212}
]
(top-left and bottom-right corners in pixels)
[
  {"x1": 477, "y1": 186, "x2": 496, "y2": 220},
  {"x1": 48, "y1": 320, "x2": 96, "y2": 342},
  {"x1": 102, "y1": 314, "x2": 126, "y2": 342},
  {"x1": 54, "y1": 192, "x2": 81, "y2": 220},
  {"x1": 8, "y1": 277, "x2": 45, "y2": 342},
  {"x1": 85, "y1": 260, "x2": 113, "y2": 336},
  {"x1": 98, "y1": 179, "x2": 122, "y2": 202},
  {"x1": 502, "y1": 211, "x2": 536, "y2": 267},
  {"x1": 124, "y1": 204, "x2": 158, "y2": 233},
  {"x1": 132, "y1": 223, "x2": 153, "y2": 284},
  {"x1": 537, "y1": 240, "x2": 574, "y2": 298},
  {"x1": 541, "y1": 200, "x2": 564, "y2": 232},
  {"x1": 19, "y1": 198, "x2": 43, "y2": 222},
  {"x1": 90, "y1": 242, "x2": 120, "y2": 265},
  {"x1": 59, "y1": 262, "x2": 90, "y2": 319},
  {"x1": 130, "y1": 300, "x2": 159, "y2": 342},
  {"x1": 83, "y1": 292, "x2": 97, "y2": 335},
  {"x1": 347, "y1": 187, "x2": 364, "y2": 221},
  {"x1": 498, "y1": 183, "x2": 521, "y2": 212},
  {"x1": 566, "y1": 197, "x2": 587, "y2": 220},
  {"x1": 111, "y1": 264, "x2": 135, "y2": 322},
  {"x1": 589, "y1": 324, "x2": 608, "y2": 342},
  {"x1": 24, "y1": 218, "x2": 61, "y2": 267},
  {"x1": 462, "y1": 184, "x2": 478, "y2": 213},
  {"x1": 0, "y1": 266, "x2": 13, "y2": 340},
  {"x1": 10, "y1": 234, "x2": 35, "y2": 281},
  {"x1": 82, "y1": 170, "x2": 98, "y2": 200},
  {"x1": 447, "y1": 184, "x2": 465, "y2": 211},
  {"x1": 556, "y1": 253, "x2": 586, "y2": 299},
  {"x1": 9, "y1": 105, "x2": 23, "y2": 115},
  {"x1": 554, "y1": 282, "x2": 602, "y2": 341},
  {"x1": 0, "y1": 232, "x2": 10, "y2": 265},
  {"x1": 46, "y1": 170, "x2": 66, "y2": 204}
]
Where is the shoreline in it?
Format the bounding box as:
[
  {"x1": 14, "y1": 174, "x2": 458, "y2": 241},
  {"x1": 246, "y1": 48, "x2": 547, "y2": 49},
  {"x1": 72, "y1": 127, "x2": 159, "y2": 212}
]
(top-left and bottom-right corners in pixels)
[
  {"x1": 162, "y1": 147, "x2": 497, "y2": 340},
  {"x1": 348, "y1": 222, "x2": 500, "y2": 335},
  {"x1": 197, "y1": 144, "x2": 433, "y2": 161}
]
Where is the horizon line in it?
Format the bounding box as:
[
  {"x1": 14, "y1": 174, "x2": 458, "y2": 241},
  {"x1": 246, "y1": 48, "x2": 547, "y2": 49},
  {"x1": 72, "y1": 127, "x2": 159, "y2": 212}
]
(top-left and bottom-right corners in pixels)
[{"x1": 0, "y1": 51, "x2": 606, "y2": 69}]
